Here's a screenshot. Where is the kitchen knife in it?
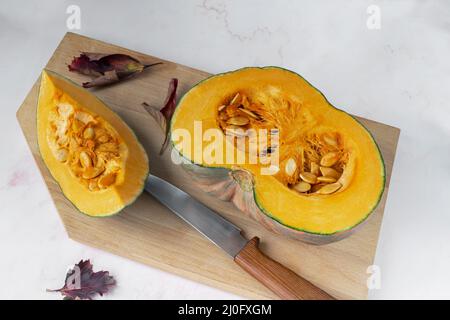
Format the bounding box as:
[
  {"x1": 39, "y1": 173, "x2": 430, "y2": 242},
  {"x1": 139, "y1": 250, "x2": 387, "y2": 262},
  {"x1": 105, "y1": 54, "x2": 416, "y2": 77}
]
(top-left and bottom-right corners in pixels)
[{"x1": 145, "y1": 174, "x2": 335, "y2": 300}]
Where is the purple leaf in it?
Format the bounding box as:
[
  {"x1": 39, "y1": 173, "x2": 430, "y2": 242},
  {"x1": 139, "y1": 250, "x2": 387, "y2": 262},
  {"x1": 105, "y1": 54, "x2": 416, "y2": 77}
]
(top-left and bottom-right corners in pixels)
[
  {"x1": 68, "y1": 53, "x2": 162, "y2": 88},
  {"x1": 47, "y1": 259, "x2": 115, "y2": 300},
  {"x1": 142, "y1": 78, "x2": 178, "y2": 155}
]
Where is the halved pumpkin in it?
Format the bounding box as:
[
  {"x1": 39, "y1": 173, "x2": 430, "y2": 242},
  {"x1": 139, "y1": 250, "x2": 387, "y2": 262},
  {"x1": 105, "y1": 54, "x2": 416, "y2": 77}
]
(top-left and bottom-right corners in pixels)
[
  {"x1": 170, "y1": 67, "x2": 385, "y2": 244},
  {"x1": 37, "y1": 70, "x2": 149, "y2": 217}
]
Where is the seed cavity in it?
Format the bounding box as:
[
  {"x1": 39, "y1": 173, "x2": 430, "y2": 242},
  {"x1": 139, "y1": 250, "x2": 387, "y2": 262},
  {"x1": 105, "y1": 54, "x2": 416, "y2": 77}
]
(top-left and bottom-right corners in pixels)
[
  {"x1": 215, "y1": 92, "x2": 350, "y2": 196},
  {"x1": 48, "y1": 102, "x2": 125, "y2": 192}
]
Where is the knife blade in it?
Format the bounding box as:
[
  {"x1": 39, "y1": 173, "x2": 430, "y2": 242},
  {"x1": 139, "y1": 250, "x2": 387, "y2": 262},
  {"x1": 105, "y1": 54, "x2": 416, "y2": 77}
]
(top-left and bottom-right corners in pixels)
[
  {"x1": 145, "y1": 174, "x2": 334, "y2": 300},
  {"x1": 145, "y1": 174, "x2": 248, "y2": 257}
]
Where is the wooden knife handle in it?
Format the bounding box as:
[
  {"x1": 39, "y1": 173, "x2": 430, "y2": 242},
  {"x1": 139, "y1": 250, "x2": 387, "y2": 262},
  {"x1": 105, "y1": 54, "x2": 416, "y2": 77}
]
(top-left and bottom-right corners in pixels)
[{"x1": 234, "y1": 237, "x2": 335, "y2": 300}]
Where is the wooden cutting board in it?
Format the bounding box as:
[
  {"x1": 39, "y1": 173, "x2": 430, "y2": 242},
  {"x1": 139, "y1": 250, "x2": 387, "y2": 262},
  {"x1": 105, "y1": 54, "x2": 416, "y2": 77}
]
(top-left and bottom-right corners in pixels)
[{"x1": 16, "y1": 32, "x2": 400, "y2": 300}]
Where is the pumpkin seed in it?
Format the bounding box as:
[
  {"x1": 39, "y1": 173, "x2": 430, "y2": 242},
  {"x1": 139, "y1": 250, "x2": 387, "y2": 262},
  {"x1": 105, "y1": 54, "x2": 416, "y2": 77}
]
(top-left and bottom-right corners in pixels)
[
  {"x1": 293, "y1": 181, "x2": 311, "y2": 193},
  {"x1": 79, "y1": 151, "x2": 92, "y2": 168},
  {"x1": 54, "y1": 148, "x2": 68, "y2": 162},
  {"x1": 88, "y1": 180, "x2": 99, "y2": 191},
  {"x1": 239, "y1": 108, "x2": 260, "y2": 119},
  {"x1": 319, "y1": 166, "x2": 340, "y2": 179},
  {"x1": 218, "y1": 105, "x2": 226, "y2": 112},
  {"x1": 75, "y1": 111, "x2": 95, "y2": 124},
  {"x1": 285, "y1": 158, "x2": 297, "y2": 176},
  {"x1": 55, "y1": 119, "x2": 69, "y2": 137},
  {"x1": 310, "y1": 162, "x2": 320, "y2": 176},
  {"x1": 317, "y1": 176, "x2": 337, "y2": 183},
  {"x1": 311, "y1": 183, "x2": 326, "y2": 193},
  {"x1": 230, "y1": 93, "x2": 240, "y2": 105},
  {"x1": 98, "y1": 173, "x2": 116, "y2": 188},
  {"x1": 320, "y1": 152, "x2": 340, "y2": 167},
  {"x1": 83, "y1": 127, "x2": 95, "y2": 139},
  {"x1": 227, "y1": 116, "x2": 249, "y2": 126},
  {"x1": 315, "y1": 182, "x2": 341, "y2": 195},
  {"x1": 300, "y1": 172, "x2": 317, "y2": 184},
  {"x1": 323, "y1": 134, "x2": 338, "y2": 147},
  {"x1": 82, "y1": 166, "x2": 105, "y2": 179},
  {"x1": 240, "y1": 94, "x2": 250, "y2": 108},
  {"x1": 57, "y1": 135, "x2": 69, "y2": 146},
  {"x1": 97, "y1": 135, "x2": 110, "y2": 143},
  {"x1": 57, "y1": 103, "x2": 74, "y2": 118}
]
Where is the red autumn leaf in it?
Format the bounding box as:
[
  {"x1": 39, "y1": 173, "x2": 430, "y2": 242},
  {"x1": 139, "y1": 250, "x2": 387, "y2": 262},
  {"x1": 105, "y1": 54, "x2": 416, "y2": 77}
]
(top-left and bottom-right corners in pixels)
[
  {"x1": 142, "y1": 78, "x2": 178, "y2": 155},
  {"x1": 68, "y1": 52, "x2": 162, "y2": 88},
  {"x1": 47, "y1": 259, "x2": 115, "y2": 300}
]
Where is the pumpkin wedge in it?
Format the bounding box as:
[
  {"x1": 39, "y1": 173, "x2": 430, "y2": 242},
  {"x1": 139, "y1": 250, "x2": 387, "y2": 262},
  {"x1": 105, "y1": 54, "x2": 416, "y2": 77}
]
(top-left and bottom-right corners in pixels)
[
  {"x1": 37, "y1": 70, "x2": 149, "y2": 217},
  {"x1": 170, "y1": 67, "x2": 385, "y2": 244}
]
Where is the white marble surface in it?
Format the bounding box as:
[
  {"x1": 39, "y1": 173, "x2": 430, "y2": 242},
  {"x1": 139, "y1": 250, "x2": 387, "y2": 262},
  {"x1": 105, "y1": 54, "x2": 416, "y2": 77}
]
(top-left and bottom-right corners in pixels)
[{"x1": 1, "y1": 0, "x2": 450, "y2": 299}]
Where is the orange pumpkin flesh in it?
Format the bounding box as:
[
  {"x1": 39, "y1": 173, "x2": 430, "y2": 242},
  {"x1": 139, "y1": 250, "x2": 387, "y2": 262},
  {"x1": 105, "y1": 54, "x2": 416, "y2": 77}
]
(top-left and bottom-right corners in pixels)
[{"x1": 170, "y1": 67, "x2": 385, "y2": 243}]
